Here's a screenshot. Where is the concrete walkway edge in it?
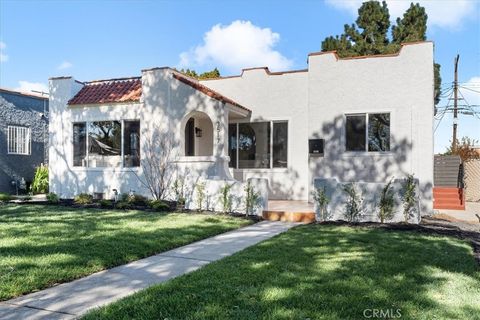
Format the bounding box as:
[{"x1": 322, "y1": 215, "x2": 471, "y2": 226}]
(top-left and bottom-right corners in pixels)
[{"x1": 0, "y1": 221, "x2": 298, "y2": 320}]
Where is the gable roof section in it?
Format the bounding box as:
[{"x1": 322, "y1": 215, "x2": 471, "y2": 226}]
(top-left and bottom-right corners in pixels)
[
  {"x1": 68, "y1": 77, "x2": 142, "y2": 105},
  {"x1": 172, "y1": 71, "x2": 250, "y2": 112}
]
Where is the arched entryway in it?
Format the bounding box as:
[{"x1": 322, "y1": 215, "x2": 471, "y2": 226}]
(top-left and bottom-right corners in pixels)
[{"x1": 183, "y1": 111, "x2": 214, "y2": 156}]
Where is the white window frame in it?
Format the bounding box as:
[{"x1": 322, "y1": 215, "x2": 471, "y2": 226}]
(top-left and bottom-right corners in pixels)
[
  {"x1": 344, "y1": 112, "x2": 391, "y2": 153},
  {"x1": 229, "y1": 120, "x2": 289, "y2": 170},
  {"x1": 7, "y1": 125, "x2": 31, "y2": 155},
  {"x1": 72, "y1": 119, "x2": 140, "y2": 168}
]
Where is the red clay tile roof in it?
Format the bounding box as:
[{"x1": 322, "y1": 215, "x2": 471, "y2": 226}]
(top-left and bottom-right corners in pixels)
[
  {"x1": 172, "y1": 71, "x2": 250, "y2": 112},
  {"x1": 68, "y1": 77, "x2": 142, "y2": 105}
]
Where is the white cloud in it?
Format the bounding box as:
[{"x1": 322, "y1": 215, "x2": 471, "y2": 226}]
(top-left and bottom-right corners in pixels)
[
  {"x1": 15, "y1": 81, "x2": 48, "y2": 94},
  {"x1": 57, "y1": 61, "x2": 73, "y2": 70},
  {"x1": 325, "y1": 0, "x2": 477, "y2": 29},
  {"x1": 179, "y1": 20, "x2": 292, "y2": 72},
  {"x1": 0, "y1": 41, "x2": 8, "y2": 63}
]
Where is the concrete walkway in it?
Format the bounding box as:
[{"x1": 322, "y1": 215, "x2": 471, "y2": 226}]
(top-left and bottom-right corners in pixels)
[{"x1": 0, "y1": 221, "x2": 297, "y2": 320}]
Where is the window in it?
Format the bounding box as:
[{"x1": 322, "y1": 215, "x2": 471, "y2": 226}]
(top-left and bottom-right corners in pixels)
[
  {"x1": 228, "y1": 124, "x2": 237, "y2": 168},
  {"x1": 7, "y1": 126, "x2": 31, "y2": 155},
  {"x1": 123, "y1": 120, "x2": 140, "y2": 167},
  {"x1": 73, "y1": 123, "x2": 87, "y2": 166},
  {"x1": 88, "y1": 121, "x2": 122, "y2": 167},
  {"x1": 72, "y1": 120, "x2": 140, "y2": 167},
  {"x1": 229, "y1": 121, "x2": 288, "y2": 169},
  {"x1": 272, "y1": 122, "x2": 288, "y2": 167},
  {"x1": 345, "y1": 113, "x2": 390, "y2": 152}
]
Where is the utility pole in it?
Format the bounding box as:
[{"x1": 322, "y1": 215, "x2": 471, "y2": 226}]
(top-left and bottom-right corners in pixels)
[{"x1": 452, "y1": 54, "x2": 459, "y2": 152}]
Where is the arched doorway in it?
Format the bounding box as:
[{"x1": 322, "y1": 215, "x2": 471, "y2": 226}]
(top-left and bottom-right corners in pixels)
[{"x1": 183, "y1": 111, "x2": 214, "y2": 156}]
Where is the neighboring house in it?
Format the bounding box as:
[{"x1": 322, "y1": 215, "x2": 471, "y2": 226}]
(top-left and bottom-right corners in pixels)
[
  {"x1": 49, "y1": 41, "x2": 434, "y2": 218},
  {"x1": 0, "y1": 88, "x2": 49, "y2": 194}
]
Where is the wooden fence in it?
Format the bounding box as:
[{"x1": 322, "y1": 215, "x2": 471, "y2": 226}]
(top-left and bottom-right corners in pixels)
[{"x1": 434, "y1": 155, "x2": 463, "y2": 187}]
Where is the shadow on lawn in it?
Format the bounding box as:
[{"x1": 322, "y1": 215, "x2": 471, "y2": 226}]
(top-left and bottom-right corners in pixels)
[
  {"x1": 85, "y1": 225, "x2": 480, "y2": 320},
  {"x1": 0, "y1": 205, "x2": 245, "y2": 301}
]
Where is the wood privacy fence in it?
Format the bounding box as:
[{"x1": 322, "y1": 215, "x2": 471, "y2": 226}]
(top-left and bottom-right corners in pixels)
[
  {"x1": 434, "y1": 155, "x2": 463, "y2": 187},
  {"x1": 464, "y1": 159, "x2": 480, "y2": 202}
]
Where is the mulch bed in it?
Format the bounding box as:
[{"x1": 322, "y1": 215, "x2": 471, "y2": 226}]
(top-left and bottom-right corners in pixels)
[{"x1": 319, "y1": 219, "x2": 480, "y2": 266}]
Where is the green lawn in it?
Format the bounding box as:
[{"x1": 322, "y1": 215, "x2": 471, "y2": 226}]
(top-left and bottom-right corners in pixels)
[
  {"x1": 84, "y1": 225, "x2": 480, "y2": 320},
  {"x1": 0, "y1": 204, "x2": 251, "y2": 301}
]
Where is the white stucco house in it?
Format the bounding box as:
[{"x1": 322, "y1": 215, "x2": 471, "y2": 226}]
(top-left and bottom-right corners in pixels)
[{"x1": 49, "y1": 41, "x2": 434, "y2": 221}]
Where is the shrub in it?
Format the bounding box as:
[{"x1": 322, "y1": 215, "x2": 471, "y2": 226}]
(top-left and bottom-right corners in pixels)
[
  {"x1": 219, "y1": 182, "x2": 233, "y2": 213},
  {"x1": 402, "y1": 174, "x2": 417, "y2": 223},
  {"x1": 115, "y1": 201, "x2": 133, "y2": 210},
  {"x1": 244, "y1": 180, "x2": 260, "y2": 215},
  {"x1": 74, "y1": 193, "x2": 93, "y2": 205},
  {"x1": 149, "y1": 200, "x2": 170, "y2": 212},
  {"x1": 195, "y1": 182, "x2": 206, "y2": 211},
  {"x1": 0, "y1": 193, "x2": 12, "y2": 202},
  {"x1": 99, "y1": 199, "x2": 112, "y2": 208},
  {"x1": 32, "y1": 164, "x2": 48, "y2": 194},
  {"x1": 46, "y1": 192, "x2": 59, "y2": 204},
  {"x1": 120, "y1": 193, "x2": 148, "y2": 206},
  {"x1": 343, "y1": 183, "x2": 363, "y2": 222},
  {"x1": 378, "y1": 179, "x2": 395, "y2": 223},
  {"x1": 172, "y1": 178, "x2": 185, "y2": 202},
  {"x1": 313, "y1": 186, "x2": 330, "y2": 221}
]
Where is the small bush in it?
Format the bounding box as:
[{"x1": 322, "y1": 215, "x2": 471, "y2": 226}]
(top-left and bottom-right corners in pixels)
[
  {"x1": 115, "y1": 201, "x2": 133, "y2": 210},
  {"x1": 74, "y1": 193, "x2": 93, "y2": 205},
  {"x1": 99, "y1": 199, "x2": 112, "y2": 208},
  {"x1": 32, "y1": 164, "x2": 48, "y2": 194},
  {"x1": 343, "y1": 183, "x2": 363, "y2": 222},
  {"x1": 46, "y1": 192, "x2": 59, "y2": 204},
  {"x1": 219, "y1": 182, "x2": 233, "y2": 213},
  {"x1": 0, "y1": 193, "x2": 12, "y2": 202},
  {"x1": 378, "y1": 179, "x2": 395, "y2": 223},
  {"x1": 120, "y1": 193, "x2": 148, "y2": 206},
  {"x1": 149, "y1": 200, "x2": 170, "y2": 212},
  {"x1": 402, "y1": 174, "x2": 417, "y2": 223},
  {"x1": 244, "y1": 180, "x2": 260, "y2": 215},
  {"x1": 195, "y1": 182, "x2": 206, "y2": 211},
  {"x1": 313, "y1": 186, "x2": 330, "y2": 221}
]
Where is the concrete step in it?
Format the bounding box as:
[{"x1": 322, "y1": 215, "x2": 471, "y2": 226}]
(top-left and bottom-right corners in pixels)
[{"x1": 263, "y1": 211, "x2": 315, "y2": 223}]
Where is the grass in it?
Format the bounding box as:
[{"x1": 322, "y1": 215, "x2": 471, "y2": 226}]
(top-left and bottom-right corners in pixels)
[
  {"x1": 0, "y1": 204, "x2": 252, "y2": 301},
  {"x1": 84, "y1": 225, "x2": 480, "y2": 320}
]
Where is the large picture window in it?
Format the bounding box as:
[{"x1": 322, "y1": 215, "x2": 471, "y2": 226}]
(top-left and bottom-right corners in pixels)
[
  {"x1": 72, "y1": 120, "x2": 140, "y2": 167},
  {"x1": 7, "y1": 126, "x2": 31, "y2": 155},
  {"x1": 229, "y1": 121, "x2": 288, "y2": 169},
  {"x1": 345, "y1": 113, "x2": 390, "y2": 152}
]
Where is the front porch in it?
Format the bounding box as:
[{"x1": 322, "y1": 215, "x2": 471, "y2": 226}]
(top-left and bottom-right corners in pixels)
[{"x1": 263, "y1": 200, "x2": 316, "y2": 223}]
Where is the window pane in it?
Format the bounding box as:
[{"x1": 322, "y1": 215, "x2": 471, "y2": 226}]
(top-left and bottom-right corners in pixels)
[
  {"x1": 88, "y1": 121, "x2": 121, "y2": 167},
  {"x1": 228, "y1": 124, "x2": 237, "y2": 168},
  {"x1": 73, "y1": 123, "x2": 87, "y2": 166},
  {"x1": 346, "y1": 115, "x2": 366, "y2": 151},
  {"x1": 273, "y1": 122, "x2": 288, "y2": 168},
  {"x1": 368, "y1": 113, "x2": 390, "y2": 151},
  {"x1": 124, "y1": 121, "x2": 140, "y2": 167},
  {"x1": 238, "y1": 122, "x2": 270, "y2": 169}
]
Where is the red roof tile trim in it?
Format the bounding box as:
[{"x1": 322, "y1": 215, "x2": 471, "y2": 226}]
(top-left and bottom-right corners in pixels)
[
  {"x1": 68, "y1": 78, "x2": 142, "y2": 105},
  {"x1": 172, "y1": 72, "x2": 251, "y2": 112}
]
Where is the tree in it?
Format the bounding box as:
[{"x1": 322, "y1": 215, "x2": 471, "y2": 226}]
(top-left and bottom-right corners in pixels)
[
  {"x1": 133, "y1": 133, "x2": 175, "y2": 200},
  {"x1": 392, "y1": 3, "x2": 427, "y2": 43},
  {"x1": 444, "y1": 136, "x2": 480, "y2": 161},
  {"x1": 179, "y1": 67, "x2": 221, "y2": 80},
  {"x1": 321, "y1": 1, "x2": 441, "y2": 104}
]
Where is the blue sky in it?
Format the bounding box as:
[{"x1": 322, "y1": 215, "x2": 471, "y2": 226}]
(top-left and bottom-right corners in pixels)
[{"x1": 1, "y1": 0, "x2": 479, "y2": 153}]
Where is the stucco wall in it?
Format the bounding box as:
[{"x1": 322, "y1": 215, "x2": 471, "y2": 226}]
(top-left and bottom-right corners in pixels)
[
  {"x1": 0, "y1": 93, "x2": 49, "y2": 193},
  {"x1": 200, "y1": 69, "x2": 309, "y2": 200},
  {"x1": 202, "y1": 42, "x2": 434, "y2": 214}
]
